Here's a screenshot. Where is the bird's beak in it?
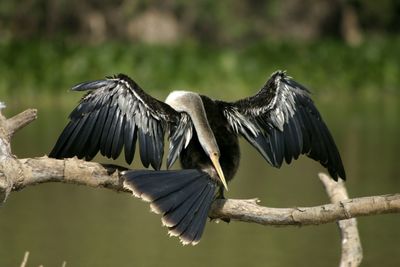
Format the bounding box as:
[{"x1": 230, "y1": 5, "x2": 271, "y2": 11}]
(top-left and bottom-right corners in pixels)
[{"x1": 210, "y1": 153, "x2": 228, "y2": 191}]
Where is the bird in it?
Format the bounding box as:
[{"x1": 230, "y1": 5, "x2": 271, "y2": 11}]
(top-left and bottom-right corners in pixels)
[{"x1": 49, "y1": 70, "x2": 346, "y2": 245}]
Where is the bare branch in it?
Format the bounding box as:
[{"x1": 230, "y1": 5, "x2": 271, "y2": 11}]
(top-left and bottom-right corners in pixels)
[
  {"x1": 6, "y1": 109, "x2": 37, "y2": 139},
  {"x1": 209, "y1": 194, "x2": 400, "y2": 225},
  {"x1": 319, "y1": 173, "x2": 363, "y2": 267},
  {"x1": 3, "y1": 155, "x2": 399, "y2": 226},
  {"x1": 17, "y1": 250, "x2": 66, "y2": 267},
  {"x1": 0, "y1": 106, "x2": 398, "y2": 267},
  {"x1": 14, "y1": 157, "x2": 128, "y2": 192},
  {"x1": 20, "y1": 251, "x2": 29, "y2": 267},
  {"x1": 3, "y1": 149, "x2": 400, "y2": 228},
  {"x1": 1, "y1": 108, "x2": 400, "y2": 225}
]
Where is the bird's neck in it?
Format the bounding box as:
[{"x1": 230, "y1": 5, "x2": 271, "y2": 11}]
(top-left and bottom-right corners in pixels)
[{"x1": 165, "y1": 91, "x2": 220, "y2": 156}]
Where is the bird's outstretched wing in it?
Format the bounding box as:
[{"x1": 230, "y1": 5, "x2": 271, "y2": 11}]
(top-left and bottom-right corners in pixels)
[
  {"x1": 49, "y1": 74, "x2": 192, "y2": 170},
  {"x1": 219, "y1": 71, "x2": 345, "y2": 180}
]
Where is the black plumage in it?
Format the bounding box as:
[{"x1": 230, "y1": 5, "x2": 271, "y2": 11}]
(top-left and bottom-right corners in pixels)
[
  {"x1": 123, "y1": 169, "x2": 217, "y2": 245},
  {"x1": 221, "y1": 71, "x2": 345, "y2": 179},
  {"x1": 50, "y1": 71, "x2": 346, "y2": 245}
]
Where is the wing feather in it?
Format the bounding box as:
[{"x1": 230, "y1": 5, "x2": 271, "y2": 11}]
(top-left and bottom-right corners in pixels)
[
  {"x1": 50, "y1": 74, "x2": 192, "y2": 170},
  {"x1": 76, "y1": 109, "x2": 99, "y2": 159},
  {"x1": 111, "y1": 114, "x2": 125, "y2": 159},
  {"x1": 86, "y1": 104, "x2": 109, "y2": 160},
  {"x1": 283, "y1": 123, "x2": 294, "y2": 164},
  {"x1": 101, "y1": 103, "x2": 117, "y2": 157},
  {"x1": 63, "y1": 115, "x2": 89, "y2": 157},
  {"x1": 138, "y1": 130, "x2": 150, "y2": 168},
  {"x1": 124, "y1": 118, "x2": 138, "y2": 164},
  {"x1": 270, "y1": 128, "x2": 284, "y2": 167},
  {"x1": 220, "y1": 71, "x2": 346, "y2": 180},
  {"x1": 167, "y1": 113, "x2": 193, "y2": 169}
]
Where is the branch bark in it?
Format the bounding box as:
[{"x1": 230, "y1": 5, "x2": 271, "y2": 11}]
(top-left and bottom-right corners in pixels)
[
  {"x1": 2, "y1": 155, "x2": 399, "y2": 224},
  {"x1": 1, "y1": 106, "x2": 398, "y2": 266},
  {"x1": 209, "y1": 194, "x2": 399, "y2": 225},
  {"x1": 319, "y1": 173, "x2": 363, "y2": 267},
  {"x1": 1, "y1": 108, "x2": 400, "y2": 221},
  {"x1": 20, "y1": 251, "x2": 29, "y2": 267}
]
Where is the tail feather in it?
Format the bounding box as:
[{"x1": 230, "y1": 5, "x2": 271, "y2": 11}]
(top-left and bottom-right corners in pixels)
[
  {"x1": 161, "y1": 182, "x2": 207, "y2": 227},
  {"x1": 123, "y1": 169, "x2": 217, "y2": 245},
  {"x1": 151, "y1": 177, "x2": 207, "y2": 215},
  {"x1": 167, "y1": 184, "x2": 212, "y2": 236},
  {"x1": 125, "y1": 169, "x2": 200, "y2": 201},
  {"x1": 171, "y1": 186, "x2": 215, "y2": 245}
]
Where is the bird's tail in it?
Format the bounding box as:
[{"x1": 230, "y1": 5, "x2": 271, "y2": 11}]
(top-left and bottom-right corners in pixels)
[{"x1": 122, "y1": 169, "x2": 218, "y2": 245}]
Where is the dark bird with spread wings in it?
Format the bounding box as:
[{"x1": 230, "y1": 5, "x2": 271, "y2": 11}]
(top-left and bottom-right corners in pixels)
[{"x1": 50, "y1": 71, "x2": 345, "y2": 245}]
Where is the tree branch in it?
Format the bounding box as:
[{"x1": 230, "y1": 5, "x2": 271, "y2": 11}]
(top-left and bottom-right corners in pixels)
[
  {"x1": 1, "y1": 107, "x2": 399, "y2": 223},
  {"x1": 319, "y1": 173, "x2": 363, "y2": 267},
  {"x1": 209, "y1": 194, "x2": 399, "y2": 225},
  {"x1": 2, "y1": 155, "x2": 399, "y2": 224},
  {"x1": 20, "y1": 251, "x2": 29, "y2": 267},
  {"x1": 14, "y1": 157, "x2": 129, "y2": 192},
  {"x1": 1, "y1": 106, "x2": 398, "y2": 266},
  {"x1": 6, "y1": 109, "x2": 38, "y2": 139}
]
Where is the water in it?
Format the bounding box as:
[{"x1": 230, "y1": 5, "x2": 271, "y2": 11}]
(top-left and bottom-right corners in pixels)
[{"x1": 0, "y1": 93, "x2": 399, "y2": 267}]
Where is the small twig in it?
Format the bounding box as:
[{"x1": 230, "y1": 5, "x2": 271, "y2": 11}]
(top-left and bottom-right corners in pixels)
[{"x1": 20, "y1": 251, "x2": 29, "y2": 267}]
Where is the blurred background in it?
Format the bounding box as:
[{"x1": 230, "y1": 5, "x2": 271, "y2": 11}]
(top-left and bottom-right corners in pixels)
[{"x1": 0, "y1": 0, "x2": 399, "y2": 266}]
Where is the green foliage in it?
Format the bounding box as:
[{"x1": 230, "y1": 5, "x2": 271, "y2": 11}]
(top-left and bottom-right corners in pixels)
[{"x1": 0, "y1": 39, "x2": 399, "y2": 102}]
